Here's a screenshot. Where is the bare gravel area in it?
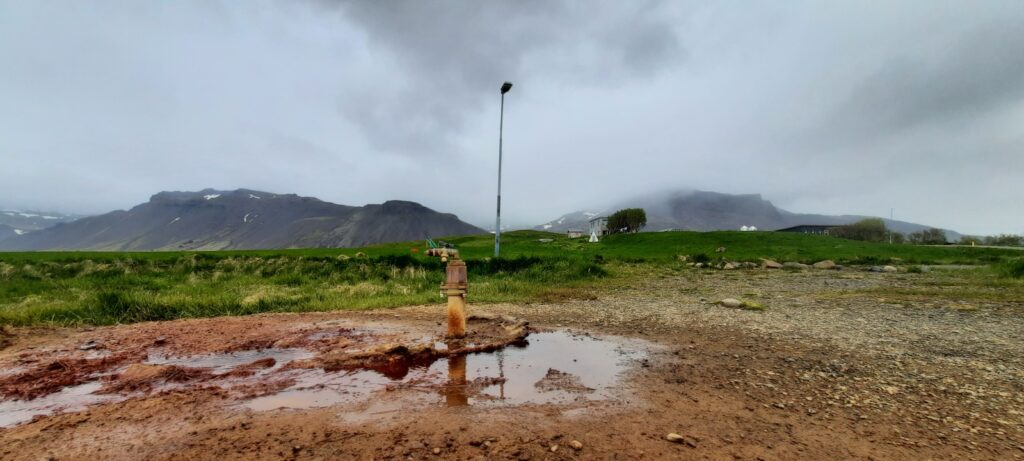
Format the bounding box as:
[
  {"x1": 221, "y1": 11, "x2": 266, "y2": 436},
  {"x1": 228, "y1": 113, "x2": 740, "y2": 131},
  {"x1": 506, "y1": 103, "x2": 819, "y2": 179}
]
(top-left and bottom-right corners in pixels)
[
  {"x1": 430, "y1": 267, "x2": 1024, "y2": 458},
  {"x1": 3, "y1": 266, "x2": 1023, "y2": 460}
]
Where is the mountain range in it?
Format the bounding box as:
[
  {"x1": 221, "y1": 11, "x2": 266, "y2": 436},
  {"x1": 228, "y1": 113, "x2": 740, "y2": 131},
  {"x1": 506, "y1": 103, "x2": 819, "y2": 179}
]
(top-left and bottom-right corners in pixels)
[
  {"x1": 0, "y1": 189, "x2": 483, "y2": 251},
  {"x1": 536, "y1": 190, "x2": 960, "y2": 240},
  {"x1": 0, "y1": 209, "x2": 82, "y2": 234},
  {"x1": 1, "y1": 188, "x2": 963, "y2": 251}
]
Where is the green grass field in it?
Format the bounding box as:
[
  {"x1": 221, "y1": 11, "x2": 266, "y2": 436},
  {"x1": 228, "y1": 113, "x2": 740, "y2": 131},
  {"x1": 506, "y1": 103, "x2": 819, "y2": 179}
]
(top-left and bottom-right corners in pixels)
[{"x1": 1, "y1": 231, "x2": 1020, "y2": 327}]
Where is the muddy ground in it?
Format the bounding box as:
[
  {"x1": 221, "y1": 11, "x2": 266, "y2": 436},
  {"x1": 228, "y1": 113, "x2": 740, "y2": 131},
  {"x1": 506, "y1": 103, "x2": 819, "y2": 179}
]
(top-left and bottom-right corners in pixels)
[{"x1": 1, "y1": 268, "x2": 1022, "y2": 460}]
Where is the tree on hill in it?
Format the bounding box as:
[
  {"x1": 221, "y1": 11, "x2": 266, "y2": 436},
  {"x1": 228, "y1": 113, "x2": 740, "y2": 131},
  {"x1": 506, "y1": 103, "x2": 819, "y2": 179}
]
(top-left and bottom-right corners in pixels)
[
  {"x1": 907, "y1": 228, "x2": 948, "y2": 245},
  {"x1": 984, "y1": 234, "x2": 1023, "y2": 246},
  {"x1": 607, "y1": 208, "x2": 647, "y2": 234},
  {"x1": 831, "y1": 218, "x2": 888, "y2": 242}
]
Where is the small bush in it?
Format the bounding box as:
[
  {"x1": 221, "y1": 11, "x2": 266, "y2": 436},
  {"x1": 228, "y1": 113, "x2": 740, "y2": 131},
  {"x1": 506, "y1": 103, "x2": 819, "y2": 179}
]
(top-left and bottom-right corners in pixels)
[
  {"x1": 997, "y1": 259, "x2": 1024, "y2": 279},
  {"x1": 94, "y1": 291, "x2": 182, "y2": 323},
  {"x1": 691, "y1": 253, "x2": 711, "y2": 264}
]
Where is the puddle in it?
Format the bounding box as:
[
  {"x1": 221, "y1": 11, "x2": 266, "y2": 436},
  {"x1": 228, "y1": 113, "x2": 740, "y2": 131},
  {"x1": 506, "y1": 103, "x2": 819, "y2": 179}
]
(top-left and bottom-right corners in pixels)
[
  {"x1": 0, "y1": 348, "x2": 314, "y2": 428},
  {"x1": 146, "y1": 348, "x2": 313, "y2": 374},
  {"x1": 1, "y1": 330, "x2": 648, "y2": 428},
  {"x1": 241, "y1": 331, "x2": 647, "y2": 413},
  {"x1": 244, "y1": 369, "x2": 396, "y2": 411},
  {"x1": 0, "y1": 382, "x2": 122, "y2": 428}
]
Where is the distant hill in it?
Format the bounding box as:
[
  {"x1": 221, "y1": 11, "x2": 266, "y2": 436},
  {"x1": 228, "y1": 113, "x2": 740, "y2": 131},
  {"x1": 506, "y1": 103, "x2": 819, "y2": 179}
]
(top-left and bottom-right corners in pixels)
[
  {"x1": 537, "y1": 190, "x2": 960, "y2": 240},
  {"x1": 0, "y1": 209, "x2": 83, "y2": 235},
  {"x1": 0, "y1": 189, "x2": 484, "y2": 251},
  {"x1": 0, "y1": 224, "x2": 18, "y2": 242}
]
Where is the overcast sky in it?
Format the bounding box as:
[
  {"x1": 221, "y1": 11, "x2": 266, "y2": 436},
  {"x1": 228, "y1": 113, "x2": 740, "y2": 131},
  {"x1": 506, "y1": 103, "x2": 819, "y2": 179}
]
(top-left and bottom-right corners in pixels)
[{"x1": 2, "y1": 1, "x2": 1022, "y2": 235}]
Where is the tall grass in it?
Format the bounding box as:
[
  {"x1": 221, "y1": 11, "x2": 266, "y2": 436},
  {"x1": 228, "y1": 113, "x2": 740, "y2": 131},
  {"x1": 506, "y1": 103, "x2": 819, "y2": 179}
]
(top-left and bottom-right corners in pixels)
[
  {"x1": 996, "y1": 259, "x2": 1024, "y2": 279},
  {"x1": 0, "y1": 254, "x2": 605, "y2": 326},
  {"x1": 3, "y1": 230, "x2": 1020, "y2": 327}
]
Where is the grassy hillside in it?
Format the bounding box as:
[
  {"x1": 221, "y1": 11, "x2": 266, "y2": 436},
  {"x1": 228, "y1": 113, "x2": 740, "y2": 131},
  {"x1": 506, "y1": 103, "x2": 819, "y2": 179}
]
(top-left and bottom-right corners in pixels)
[
  {"x1": 1, "y1": 231, "x2": 1020, "y2": 327},
  {"x1": 1, "y1": 230, "x2": 1017, "y2": 264}
]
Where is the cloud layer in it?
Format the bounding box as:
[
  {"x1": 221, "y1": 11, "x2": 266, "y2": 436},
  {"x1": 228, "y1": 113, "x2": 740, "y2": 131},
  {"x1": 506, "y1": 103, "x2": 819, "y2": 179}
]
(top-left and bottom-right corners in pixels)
[{"x1": 1, "y1": 0, "x2": 1021, "y2": 234}]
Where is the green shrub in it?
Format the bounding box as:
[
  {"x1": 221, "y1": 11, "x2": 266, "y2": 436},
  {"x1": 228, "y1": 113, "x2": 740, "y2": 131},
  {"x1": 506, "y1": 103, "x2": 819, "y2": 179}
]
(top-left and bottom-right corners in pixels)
[
  {"x1": 997, "y1": 259, "x2": 1024, "y2": 279},
  {"x1": 94, "y1": 291, "x2": 182, "y2": 323},
  {"x1": 607, "y1": 208, "x2": 647, "y2": 234},
  {"x1": 832, "y1": 218, "x2": 888, "y2": 242}
]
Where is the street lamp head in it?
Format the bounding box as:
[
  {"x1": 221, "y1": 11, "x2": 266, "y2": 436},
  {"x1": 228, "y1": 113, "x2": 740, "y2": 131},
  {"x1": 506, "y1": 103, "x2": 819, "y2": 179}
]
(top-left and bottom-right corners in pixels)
[{"x1": 500, "y1": 82, "x2": 513, "y2": 94}]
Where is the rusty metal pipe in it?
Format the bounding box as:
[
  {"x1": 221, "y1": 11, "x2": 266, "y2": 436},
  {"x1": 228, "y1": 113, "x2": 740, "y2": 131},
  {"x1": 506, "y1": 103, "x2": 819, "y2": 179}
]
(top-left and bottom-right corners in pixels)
[{"x1": 427, "y1": 248, "x2": 468, "y2": 338}]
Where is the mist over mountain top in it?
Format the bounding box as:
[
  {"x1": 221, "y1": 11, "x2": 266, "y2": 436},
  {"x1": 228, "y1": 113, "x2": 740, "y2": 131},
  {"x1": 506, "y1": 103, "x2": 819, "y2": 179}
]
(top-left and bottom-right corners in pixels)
[{"x1": 537, "y1": 189, "x2": 960, "y2": 240}]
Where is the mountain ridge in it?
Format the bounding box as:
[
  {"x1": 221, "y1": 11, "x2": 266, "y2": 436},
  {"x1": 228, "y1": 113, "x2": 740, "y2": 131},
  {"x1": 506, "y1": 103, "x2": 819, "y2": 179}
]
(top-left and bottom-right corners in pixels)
[
  {"x1": 536, "y1": 190, "x2": 960, "y2": 240},
  {"x1": 0, "y1": 189, "x2": 483, "y2": 251}
]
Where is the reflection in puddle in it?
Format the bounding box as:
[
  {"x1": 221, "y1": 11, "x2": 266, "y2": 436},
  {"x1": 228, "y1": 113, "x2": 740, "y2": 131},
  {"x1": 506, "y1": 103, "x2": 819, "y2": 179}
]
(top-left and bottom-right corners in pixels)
[
  {"x1": 444, "y1": 354, "x2": 469, "y2": 407},
  {"x1": 242, "y1": 331, "x2": 647, "y2": 413},
  {"x1": 0, "y1": 382, "x2": 122, "y2": 428},
  {"x1": 146, "y1": 348, "x2": 313, "y2": 374},
  {"x1": 244, "y1": 369, "x2": 395, "y2": 411}
]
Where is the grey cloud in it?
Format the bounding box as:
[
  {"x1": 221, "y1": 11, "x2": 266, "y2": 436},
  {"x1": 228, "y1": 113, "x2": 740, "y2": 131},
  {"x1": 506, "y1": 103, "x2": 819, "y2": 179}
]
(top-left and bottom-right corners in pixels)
[
  {"x1": 824, "y1": 18, "x2": 1024, "y2": 146},
  {"x1": 1, "y1": 1, "x2": 1022, "y2": 235},
  {"x1": 327, "y1": 0, "x2": 686, "y2": 155}
]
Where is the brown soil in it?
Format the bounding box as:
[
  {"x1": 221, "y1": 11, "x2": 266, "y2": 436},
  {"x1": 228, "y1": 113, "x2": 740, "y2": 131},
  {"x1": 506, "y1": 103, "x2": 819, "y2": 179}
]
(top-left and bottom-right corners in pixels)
[{"x1": 1, "y1": 269, "x2": 1023, "y2": 460}]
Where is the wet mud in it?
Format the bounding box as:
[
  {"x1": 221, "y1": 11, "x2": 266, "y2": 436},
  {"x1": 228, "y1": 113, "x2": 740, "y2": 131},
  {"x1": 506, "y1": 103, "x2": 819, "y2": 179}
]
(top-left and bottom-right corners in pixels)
[{"x1": 1, "y1": 312, "x2": 645, "y2": 431}]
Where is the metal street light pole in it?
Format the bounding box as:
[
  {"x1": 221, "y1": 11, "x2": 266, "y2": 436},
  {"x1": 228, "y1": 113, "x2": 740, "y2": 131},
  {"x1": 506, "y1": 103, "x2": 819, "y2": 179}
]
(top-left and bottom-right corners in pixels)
[{"x1": 495, "y1": 81, "x2": 513, "y2": 258}]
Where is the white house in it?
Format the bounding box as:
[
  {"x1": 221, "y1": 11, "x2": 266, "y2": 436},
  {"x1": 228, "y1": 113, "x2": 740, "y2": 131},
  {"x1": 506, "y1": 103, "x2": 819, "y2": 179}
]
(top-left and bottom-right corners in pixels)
[{"x1": 588, "y1": 216, "x2": 608, "y2": 242}]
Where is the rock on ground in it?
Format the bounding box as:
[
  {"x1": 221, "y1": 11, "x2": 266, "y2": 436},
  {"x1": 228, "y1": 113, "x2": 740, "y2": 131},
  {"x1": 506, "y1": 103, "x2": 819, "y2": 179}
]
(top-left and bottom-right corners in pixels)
[{"x1": 813, "y1": 260, "x2": 836, "y2": 269}]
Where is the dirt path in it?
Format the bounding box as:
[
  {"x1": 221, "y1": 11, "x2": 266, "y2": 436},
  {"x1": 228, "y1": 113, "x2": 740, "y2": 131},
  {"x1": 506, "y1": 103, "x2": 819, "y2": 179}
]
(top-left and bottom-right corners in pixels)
[{"x1": 1, "y1": 269, "x2": 1022, "y2": 460}]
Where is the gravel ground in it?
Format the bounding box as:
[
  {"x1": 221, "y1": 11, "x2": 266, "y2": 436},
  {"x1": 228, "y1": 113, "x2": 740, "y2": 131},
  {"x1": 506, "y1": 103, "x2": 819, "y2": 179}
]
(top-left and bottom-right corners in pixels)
[
  {"x1": 443, "y1": 267, "x2": 1024, "y2": 457},
  {"x1": 2, "y1": 266, "x2": 1022, "y2": 460}
]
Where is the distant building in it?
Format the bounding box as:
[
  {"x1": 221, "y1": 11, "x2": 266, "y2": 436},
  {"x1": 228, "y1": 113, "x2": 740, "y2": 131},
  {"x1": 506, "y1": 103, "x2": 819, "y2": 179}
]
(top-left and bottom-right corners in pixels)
[
  {"x1": 775, "y1": 224, "x2": 836, "y2": 235},
  {"x1": 740, "y1": 225, "x2": 758, "y2": 231},
  {"x1": 566, "y1": 229, "x2": 585, "y2": 238},
  {"x1": 588, "y1": 216, "x2": 608, "y2": 242}
]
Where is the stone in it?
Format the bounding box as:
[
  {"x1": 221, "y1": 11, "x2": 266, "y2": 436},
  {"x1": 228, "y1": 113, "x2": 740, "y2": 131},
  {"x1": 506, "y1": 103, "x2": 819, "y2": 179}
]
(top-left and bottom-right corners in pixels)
[
  {"x1": 569, "y1": 440, "x2": 583, "y2": 450},
  {"x1": 77, "y1": 341, "x2": 100, "y2": 351},
  {"x1": 723, "y1": 262, "x2": 737, "y2": 270},
  {"x1": 883, "y1": 265, "x2": 898, "y2": 272},
  {"x1": 715, "y1": 246, "x2": 727, "y2": 253},
  {"x1": 813, "y1": 260, "x2": 836, "y2": 270},
  {"x1": 761, "y1": 259, "x2": 783, "y2": 269},
  {"x1": 867, "y1": 266, "x2": 884, "y2": 272},
  {"x1": 719, "y1": 298, "x2": 743, "y2": 308},
  {"x1": 433, "y1": 448, "x2": 442, "y2": 455},
  {"x1": 549, "y1": 445, "x2": 559, "y2": 452},
  {"x1": 783, "y1": 262, "x2": 809, "y2": 270},
  {"x1": 666, "y1": 433, "x2": 697, "y2": 447}
]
